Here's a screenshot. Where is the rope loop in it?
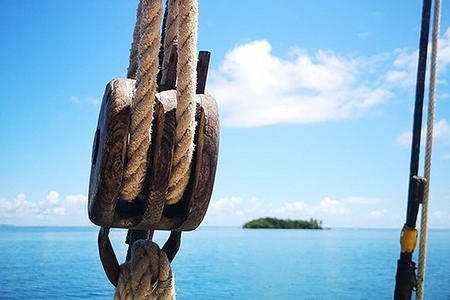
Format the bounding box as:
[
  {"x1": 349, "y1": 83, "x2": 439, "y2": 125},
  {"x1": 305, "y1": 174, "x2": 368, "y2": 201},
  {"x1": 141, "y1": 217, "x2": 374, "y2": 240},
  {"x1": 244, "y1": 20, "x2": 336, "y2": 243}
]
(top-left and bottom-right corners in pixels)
[
  {"x1": 121, "y1": 0, "x2": 163, "y2": 201},
  {"x1": 114, "y1": 240, "x2": 176, "y2": 300},
  {"x1": 121, "y1": 0, "x2": 199, "y2": 205}
]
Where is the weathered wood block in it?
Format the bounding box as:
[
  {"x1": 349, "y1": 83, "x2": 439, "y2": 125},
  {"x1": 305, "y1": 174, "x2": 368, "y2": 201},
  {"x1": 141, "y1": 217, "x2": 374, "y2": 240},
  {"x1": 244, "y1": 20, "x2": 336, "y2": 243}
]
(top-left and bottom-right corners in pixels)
[{"x1": 88, "y1": 78, "x2": 219, "y2": 231}]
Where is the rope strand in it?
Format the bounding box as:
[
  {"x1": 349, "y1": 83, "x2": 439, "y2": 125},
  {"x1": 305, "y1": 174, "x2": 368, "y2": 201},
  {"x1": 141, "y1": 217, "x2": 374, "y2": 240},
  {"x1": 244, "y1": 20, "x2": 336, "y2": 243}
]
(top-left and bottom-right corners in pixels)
[
  {"x1": 166, "y1": 0, "x2": 198, "y2": 204},
  {"x1": 128, "y1": 1, "x2": 143, "y2": 79},
  {"x1": 120, "y1": 0, "x2": 163, "y2": 201},
  {"x1": 121, "y1": 0, "x2": 198, "y2": 204}
]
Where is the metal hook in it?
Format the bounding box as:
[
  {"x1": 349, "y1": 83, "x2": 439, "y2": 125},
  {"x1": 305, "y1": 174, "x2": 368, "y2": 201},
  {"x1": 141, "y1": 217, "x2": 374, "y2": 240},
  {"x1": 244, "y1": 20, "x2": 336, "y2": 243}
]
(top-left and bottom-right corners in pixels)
[
  {"x1": 97, "y1": 227, "x2": 182, "y2": 287},
  {"x1": 98, "y1": 227, "x2": 120, "y2": 287},
  {"x1": 162, "y1": 231, "x2": 182, "y2": 262}
]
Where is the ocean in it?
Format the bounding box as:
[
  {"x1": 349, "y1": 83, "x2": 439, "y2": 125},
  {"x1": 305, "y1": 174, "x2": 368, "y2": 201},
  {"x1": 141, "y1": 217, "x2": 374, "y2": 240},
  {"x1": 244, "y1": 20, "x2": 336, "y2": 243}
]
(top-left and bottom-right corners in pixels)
[{"x1": 0, "y1": 226, "x2": 449, "y2": 299}]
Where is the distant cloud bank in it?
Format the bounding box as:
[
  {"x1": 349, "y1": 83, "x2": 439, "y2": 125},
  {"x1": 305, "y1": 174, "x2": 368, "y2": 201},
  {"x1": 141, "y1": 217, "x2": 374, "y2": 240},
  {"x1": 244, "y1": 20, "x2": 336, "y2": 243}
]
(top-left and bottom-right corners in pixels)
[
  {"x1": 205, "y1": 195, "x2": 450, "y2": 228},
  {"x1": 205, "y1": 195, "x2": 388, "y2": 227},
  {"x1": 0, "y1": 191, "x2": 89, "y2": 226},
  {"x1": 1, "y1": 191, "x2": 448, "y2": 228}
]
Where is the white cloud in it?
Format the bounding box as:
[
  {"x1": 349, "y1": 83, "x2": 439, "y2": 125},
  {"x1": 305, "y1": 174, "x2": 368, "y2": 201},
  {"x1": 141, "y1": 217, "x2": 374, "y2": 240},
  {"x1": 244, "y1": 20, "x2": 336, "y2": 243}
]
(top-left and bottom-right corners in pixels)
[
  {"x1": 434, "y1": 119, "x2": 450, "y2": 141},
  {"x1": 385, "y1": 70, "x2": 409, "y2": 84},
  {"x1": 0, "y1": 194, "x2": 38, "y2": 219},
  {"x1": 432, "y1": 210, "x2": 450, "y2": 227},
  {"x1": 396, "y1": 119, "x2": 450, "y2": 147},
  {"x1": 209, "y1": 29, "x2": 450, "y2": 128},
  {"x1": 434, "y1": 210, "x2": 448, "y2": 218},
  {"x1": 206, "y1": 196, "x2": 265, "y2": 226},
  {"x1": 384, "y1": 28, "x2": 450, "y2": 87},
  {"x1": 319, "y1": 197, "x2": 347, "y2": 215},
  {"x1": 343, "y1": 196, "x2": 382, "y2": 205},
  {"x1": 70, "y1": 96, "x2": 81, "y2": 103},
  {"x1": 85, "y1": 97, "x2": 101, "y2": 105},
  {"x1": 396, "y1": 130, "x2": 413, "y2": 147},
  {"x1": 205, "y1": 195, "x2": 394, "y2": 227},
  {"x1": 3, "y1": 191, "x2": 446, "y2": 227},
  {"x1": 66, "y1": 194, "x2": 88, "y2": 207},
  {"x1": 210, "y1": 196, "x2": 241, "y2": 211},
  {"x1": 439, "y1": 28, "x2": 450, "y2": 71},
  {"x1": 46, "y1": 190, "x2": 60, "y2": 204},
  {"x1": 368, "y1": 209, "x2": 388, "y2": 217},
  {"x1": 0, "y1": 191, "x2": 89, "y2": 226},
  {"x1": 384, "y1": 48, "x2": 418, "y2": 87},
  {"x1": 274, "y1": 197, "x2": 348, "y2": 217},
  {"x1": 358, "y1": 32, "x2": 372, "y2": 39},
  {"x1": 70, "y1": 96, "x2": 100, "y2": 106},
  {"x1": 274, "y1": 201, "x2": 309, "y2": 215},
  {"x1": 209, "y1": 40, "x2": 391, "y2": 127}
]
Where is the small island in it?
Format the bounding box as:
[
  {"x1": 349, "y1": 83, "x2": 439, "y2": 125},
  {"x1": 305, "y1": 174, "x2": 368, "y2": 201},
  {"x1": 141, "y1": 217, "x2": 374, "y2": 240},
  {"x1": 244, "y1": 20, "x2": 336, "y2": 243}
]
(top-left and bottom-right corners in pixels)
[{"x1": 243, "y1": 217, "x2": 323, "y2": 229}]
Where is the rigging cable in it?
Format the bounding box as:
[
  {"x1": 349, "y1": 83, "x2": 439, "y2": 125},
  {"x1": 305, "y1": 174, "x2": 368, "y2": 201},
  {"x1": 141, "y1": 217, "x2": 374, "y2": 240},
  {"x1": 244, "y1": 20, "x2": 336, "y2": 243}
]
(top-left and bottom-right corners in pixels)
[
  {"x1": 416, "y1": 0, "x2": 441, "y2": 298},
  {"x1": 394, "y1": 0, "x2": 432, "y2": 298}
]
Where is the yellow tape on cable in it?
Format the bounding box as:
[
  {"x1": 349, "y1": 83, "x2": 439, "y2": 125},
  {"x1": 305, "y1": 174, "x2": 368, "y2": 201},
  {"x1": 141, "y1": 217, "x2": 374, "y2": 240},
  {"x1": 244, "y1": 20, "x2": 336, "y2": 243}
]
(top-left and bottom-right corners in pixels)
[{"x1": 400, "y1": 226, "x2": 418, "y2": 253}]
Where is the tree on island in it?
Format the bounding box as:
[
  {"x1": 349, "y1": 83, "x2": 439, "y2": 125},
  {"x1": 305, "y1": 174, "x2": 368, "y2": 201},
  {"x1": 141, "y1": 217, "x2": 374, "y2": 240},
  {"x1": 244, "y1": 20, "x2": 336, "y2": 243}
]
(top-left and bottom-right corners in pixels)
[{"x1": 243, "y1": 217, "x2": 323, "y2": 229}]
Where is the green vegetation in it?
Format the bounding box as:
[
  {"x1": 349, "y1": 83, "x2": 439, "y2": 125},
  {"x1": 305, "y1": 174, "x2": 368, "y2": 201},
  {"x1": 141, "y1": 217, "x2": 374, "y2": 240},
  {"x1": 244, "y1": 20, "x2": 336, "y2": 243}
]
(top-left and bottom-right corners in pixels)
[{"x1": 243, "y1": 217, "x2": 323, "y2": 229}]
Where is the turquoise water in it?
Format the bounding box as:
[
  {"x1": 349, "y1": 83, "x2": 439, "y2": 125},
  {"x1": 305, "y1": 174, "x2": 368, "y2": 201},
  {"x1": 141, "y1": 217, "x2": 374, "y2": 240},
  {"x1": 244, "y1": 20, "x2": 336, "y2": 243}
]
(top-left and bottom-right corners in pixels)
[{"x1": 0, "y1": 227, "x2": 449, "y2": 299}]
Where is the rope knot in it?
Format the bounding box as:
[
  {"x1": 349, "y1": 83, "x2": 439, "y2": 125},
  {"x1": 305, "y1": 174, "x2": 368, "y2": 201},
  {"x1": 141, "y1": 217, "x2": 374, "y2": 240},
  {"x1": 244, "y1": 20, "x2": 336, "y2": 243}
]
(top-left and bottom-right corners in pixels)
[{"x1": 114, "y1": 240, "x2": 176, "y2": 300}]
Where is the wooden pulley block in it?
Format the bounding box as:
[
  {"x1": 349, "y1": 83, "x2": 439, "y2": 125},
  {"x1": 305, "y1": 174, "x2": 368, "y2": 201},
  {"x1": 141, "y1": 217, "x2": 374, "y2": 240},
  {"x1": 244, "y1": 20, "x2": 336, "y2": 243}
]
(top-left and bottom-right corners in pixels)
[{"x1": 88, "y1": 51, "x2": 219, "y2": 231}]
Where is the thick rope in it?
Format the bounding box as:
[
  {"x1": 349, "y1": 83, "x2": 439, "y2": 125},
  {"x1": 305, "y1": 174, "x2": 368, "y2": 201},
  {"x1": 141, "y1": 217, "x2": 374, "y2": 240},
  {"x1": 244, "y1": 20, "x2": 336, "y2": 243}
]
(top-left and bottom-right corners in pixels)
[
  {"x1": 165, "y1": 0, "x2": 198, "y2": 204},
  {"x1": 128, "y1": 1, "x2": 143, "y2": 80},
  {"x1": 114, "y1": 240, "x2": 176, "y2": 300},
  {"x1": 416, "y1": 0, "x2": 441, "y2": 299},
  {"x1": 120, "y1": 0, "x2": 163, "y2": 201},
  {"x1": 161, "y1": 0, "x2": 179, "y2": 85}
]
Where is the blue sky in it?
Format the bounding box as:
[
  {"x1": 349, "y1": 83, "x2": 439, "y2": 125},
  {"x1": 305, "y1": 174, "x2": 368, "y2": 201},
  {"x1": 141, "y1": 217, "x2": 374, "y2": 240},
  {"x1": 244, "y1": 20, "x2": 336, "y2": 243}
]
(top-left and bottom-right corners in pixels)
[{"x1": 1, "y1": 0, "x2": 450, "y2": 228}]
